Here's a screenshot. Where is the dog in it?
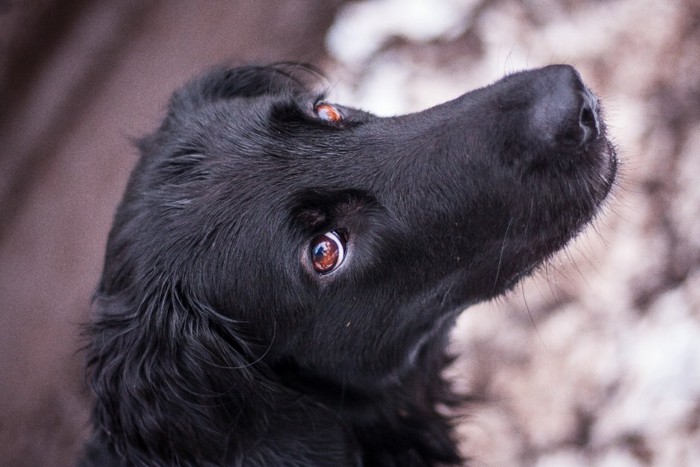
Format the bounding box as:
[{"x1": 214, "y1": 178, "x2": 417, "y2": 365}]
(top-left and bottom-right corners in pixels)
[{"x1": 82, "y1": 64, "x2": 617, "y2": 466}]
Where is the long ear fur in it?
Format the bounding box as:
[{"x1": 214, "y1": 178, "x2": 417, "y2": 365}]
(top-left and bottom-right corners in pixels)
[
  {"x1": 84, "y1": 65, "x2": 321, "y2": 465},
  {"x1": 86, "y1": 283, "x2": 271, "y2": 466},
  {"x1": 166, "y1": 63, "x2": 324, "y2": 117}
]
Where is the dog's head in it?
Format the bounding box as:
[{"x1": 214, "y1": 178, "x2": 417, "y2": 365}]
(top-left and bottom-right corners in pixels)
[{"x1": 88, "y1": 64, "x2": 616, "y2": 462}]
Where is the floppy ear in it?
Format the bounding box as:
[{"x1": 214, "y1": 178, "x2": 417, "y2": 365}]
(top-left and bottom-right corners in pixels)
[
  {"x1": 167, "y1": 64, "x2": 322, "y2": 116},
  {"x1": 86, "y1": 283, "x2": 268, "y2": 465}
]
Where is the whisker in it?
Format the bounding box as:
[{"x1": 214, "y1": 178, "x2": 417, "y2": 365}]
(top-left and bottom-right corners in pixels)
[{"x1": 492, "y1": 217, "x2": 514, "y2": 294}]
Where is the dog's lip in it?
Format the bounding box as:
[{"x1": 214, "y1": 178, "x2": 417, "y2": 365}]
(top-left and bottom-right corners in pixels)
[{"x1": 595, "y1": 137, "x2": 619, "y2": 203}]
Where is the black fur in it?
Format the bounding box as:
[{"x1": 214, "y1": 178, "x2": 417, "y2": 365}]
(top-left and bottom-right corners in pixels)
[{"x1": 82, "y1": 64, "x2": 617, "y2": 466}]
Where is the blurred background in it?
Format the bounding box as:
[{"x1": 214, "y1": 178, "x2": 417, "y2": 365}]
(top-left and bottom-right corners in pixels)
[{"x1": 1, "y1": 0, "x2": 698, "y2": 465}]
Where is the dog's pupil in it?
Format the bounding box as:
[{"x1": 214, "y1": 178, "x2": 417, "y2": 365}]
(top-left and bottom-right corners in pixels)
[{"x1": 311, "y1": 235, "x2": 340, "y2": 273}]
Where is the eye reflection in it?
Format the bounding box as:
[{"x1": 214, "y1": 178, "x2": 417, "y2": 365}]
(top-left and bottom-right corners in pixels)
[
  {"x1": 310, "y1": 231, "x2": 346, "y2": 274},
  {"x1": 314, "y1": 103, "x2": 343, "y2": 123}
]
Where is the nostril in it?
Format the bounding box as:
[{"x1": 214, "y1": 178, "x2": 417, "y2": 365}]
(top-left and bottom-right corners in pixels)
[
  {"x1": 552, "y1": 90, "x2": 600, "y2": 147},
  {"x1": 578, "y1": 90, "x2": 600, "y2": 144},
  {"x1": 580, "y1": 106, "x2": 596, "y2": 132}
]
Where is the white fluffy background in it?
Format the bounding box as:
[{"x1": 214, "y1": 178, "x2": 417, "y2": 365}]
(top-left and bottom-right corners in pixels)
[{"x1": 324, "y1": 1, "x2": 700, "y2": 465}]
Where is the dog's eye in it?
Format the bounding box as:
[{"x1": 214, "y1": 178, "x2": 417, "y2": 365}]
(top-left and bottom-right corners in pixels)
[
  {"x1": 310, "y1": 231, "x2": 346, "y2": 274},
  {"x1": 314, "y1": 103, "x2": 343, "y2": 123}
]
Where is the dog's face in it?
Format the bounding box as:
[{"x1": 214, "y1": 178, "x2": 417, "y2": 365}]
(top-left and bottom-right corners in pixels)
[{"x1": 103, "y1": 65, "x2": 616, "y2": 389}]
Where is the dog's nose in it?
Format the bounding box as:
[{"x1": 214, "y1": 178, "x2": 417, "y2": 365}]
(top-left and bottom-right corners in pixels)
[{"x1": 531, "y1": 65, "x2": 600, "y2": 147}]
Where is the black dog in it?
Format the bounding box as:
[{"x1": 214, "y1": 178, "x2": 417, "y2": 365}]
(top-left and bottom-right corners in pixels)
[{"x1": 83, "y1": 64, "x2": 617, "y2": 466}]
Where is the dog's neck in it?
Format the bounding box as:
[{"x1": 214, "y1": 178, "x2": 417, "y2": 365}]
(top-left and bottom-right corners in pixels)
[{"x1": 262, "y1": 331, "x2": 462, "y2": 465}]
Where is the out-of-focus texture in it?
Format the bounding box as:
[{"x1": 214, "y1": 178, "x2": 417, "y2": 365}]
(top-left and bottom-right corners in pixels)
[
  {"x1": 325, "y1": 0, "x2": 700, "y2": 465},
  {"x1": 1, "y1": 0, "x2": 698, "y2": 465}
]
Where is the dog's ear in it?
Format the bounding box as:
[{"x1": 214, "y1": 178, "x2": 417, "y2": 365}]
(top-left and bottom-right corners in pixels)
[
  {"x1": 168, "y1": 64, "x2": 321, "y2": 114},
  {"x1": 86, "y1": 284, "x2": 267, "y2": 465}
]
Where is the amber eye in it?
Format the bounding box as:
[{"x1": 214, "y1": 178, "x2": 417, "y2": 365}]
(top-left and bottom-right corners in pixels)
[
  {"x1": 314, "y1": 103, "x2": 343, "y2": 123},
  {"x1": 310, "y1": 231, "x2": 346, "y2": 274}
]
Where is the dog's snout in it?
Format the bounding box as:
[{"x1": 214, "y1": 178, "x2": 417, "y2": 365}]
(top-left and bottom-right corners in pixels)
[{"x1": 531, "y1": 65, "x2": 600, "y2": 147}]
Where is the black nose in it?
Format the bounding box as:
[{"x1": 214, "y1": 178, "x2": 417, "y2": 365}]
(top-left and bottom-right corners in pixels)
[{"x1": 531, "y1": 65, "x2": 600, "y2": 147}]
